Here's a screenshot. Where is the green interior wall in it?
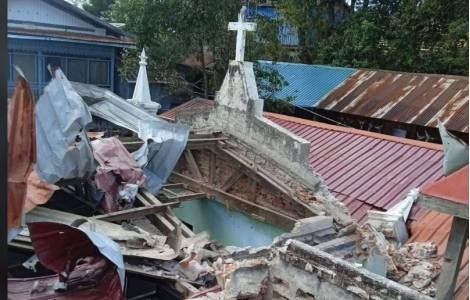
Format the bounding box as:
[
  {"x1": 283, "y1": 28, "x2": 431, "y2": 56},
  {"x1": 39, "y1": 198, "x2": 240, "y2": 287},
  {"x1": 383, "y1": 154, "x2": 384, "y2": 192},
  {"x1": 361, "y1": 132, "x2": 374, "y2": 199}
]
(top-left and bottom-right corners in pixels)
[{"x1": 172, "y1": 198, "x2": 285, "y2": 247}]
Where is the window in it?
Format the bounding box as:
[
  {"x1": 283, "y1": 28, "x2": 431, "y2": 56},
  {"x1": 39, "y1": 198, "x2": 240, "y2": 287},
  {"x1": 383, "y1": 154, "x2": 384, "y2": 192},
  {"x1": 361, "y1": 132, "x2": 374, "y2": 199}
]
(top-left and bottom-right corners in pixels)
[
  {"x1": 11, "y1": 53, "x2": 37, "y2": 82},
  {"x1": 89, "y1": 60, "x2": 109, "y2": 86},
  {"x1": 67, "y1": 59, "x2": 88, "y2": 83},
  {"x1": 45, "y1": 56, "x2": 66, "y2": 81}
]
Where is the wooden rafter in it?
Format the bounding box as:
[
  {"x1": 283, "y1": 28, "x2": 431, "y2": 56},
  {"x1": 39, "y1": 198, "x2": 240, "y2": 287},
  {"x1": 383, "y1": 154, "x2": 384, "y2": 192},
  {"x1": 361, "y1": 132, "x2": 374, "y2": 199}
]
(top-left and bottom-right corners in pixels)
[
  {"x1": 209, "y1": 151, "x2": 216, "y2": 185},
  {"x1": 92, "y1": 202, "x2": 180, "y2": 222},
  {"x1": 170, "y1": 171, "x2": 296, "y2": 230},
  {"x1": 221, "y1": 168, "x2": 245, "y2": 192},
  {"x1": 184, "y1": 149, "x2": 203, "y2": 180}
]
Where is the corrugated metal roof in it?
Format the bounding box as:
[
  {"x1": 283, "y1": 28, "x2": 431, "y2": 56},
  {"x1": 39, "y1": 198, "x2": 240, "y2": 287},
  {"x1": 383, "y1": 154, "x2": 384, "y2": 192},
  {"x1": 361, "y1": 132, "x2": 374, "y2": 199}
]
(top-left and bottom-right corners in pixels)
[
  {"x1": 420, "y1": 165, "x2": 468, "y2": 206},
  {"x1": 257, "y1": 61, "x2": 356, "y2": 107},
  {"x1": 160, "y1": 98, "x2": 214, "y2": 120},
  {"x1": 264, "y1": 112, "x2": 444, "y2": 223},
  {"x1": 409, "y1": 211, "x2": 468, "y2": 300},
  {"x1": 317, "y1": 69, "x2": 469, "y2": 133},
  {"x1": 8, "y1": 27, "x2": 134, "y2": 46}
]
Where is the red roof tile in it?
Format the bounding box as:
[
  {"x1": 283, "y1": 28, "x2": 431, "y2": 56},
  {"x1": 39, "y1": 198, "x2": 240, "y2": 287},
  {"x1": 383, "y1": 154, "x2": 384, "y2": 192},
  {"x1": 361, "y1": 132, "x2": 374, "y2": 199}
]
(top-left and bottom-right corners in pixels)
[
  {"x1": 409, "y1": 211, "x2": 469, "y2": 300},
  {"x1": 420, "y1": 165, "x2": 469, "y2": 206},
  {"x1": 264, "y1": 112, "x2": 444, "y2": 223},
  {"x1": 161, "y1": 98, "x2": 214, "y2": 120}
]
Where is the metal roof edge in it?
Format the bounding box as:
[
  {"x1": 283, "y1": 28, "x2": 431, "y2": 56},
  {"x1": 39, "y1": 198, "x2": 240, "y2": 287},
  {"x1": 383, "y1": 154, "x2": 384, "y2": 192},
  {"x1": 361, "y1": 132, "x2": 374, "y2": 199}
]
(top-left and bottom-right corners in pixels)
[
  {"x1": 263, "y1": 112, "x2": 444, "y2": 151},
  {"x1": 257, "y1": 60, "x2": 358, "y2": 72},
  {"x1": 8, "y1": 33, "x2": 135, "y2": 48},
  {"x1": 44, "y1": 0, "x2": 129, "y2": 37}
]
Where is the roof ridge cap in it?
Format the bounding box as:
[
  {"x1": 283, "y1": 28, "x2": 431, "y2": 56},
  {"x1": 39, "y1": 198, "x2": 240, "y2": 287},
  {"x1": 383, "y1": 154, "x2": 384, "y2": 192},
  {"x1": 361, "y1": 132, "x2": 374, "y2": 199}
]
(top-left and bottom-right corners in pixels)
[{"x1": 263, "y1": 112, "x2": 443, "y2": 151}]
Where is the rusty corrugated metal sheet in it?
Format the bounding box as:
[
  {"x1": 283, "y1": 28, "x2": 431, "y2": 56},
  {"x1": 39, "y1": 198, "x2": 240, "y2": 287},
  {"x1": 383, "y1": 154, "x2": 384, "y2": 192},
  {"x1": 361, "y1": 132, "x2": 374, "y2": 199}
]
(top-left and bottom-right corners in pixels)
[
  {"x1": 420, "y1": 165, "x2": 468, "y2": 206},
  {"x1": 8, "y1": 76, "x2": 36, "y2": 229},
  {"x1": 317, "y1": 69, "x2": 469, "y2": 133},
  {"x1": 409, "y1": 211, "x2": 469, "y2": 300},
  {"x1": 9, "y1": 222, "x2": 123, "y2": 300},
  {"x1": 161, "y1": 98, "x2": 214, "y2": 120},
  {"x1": 265, "y1": 112, "x2": 444, "y2": 223}
]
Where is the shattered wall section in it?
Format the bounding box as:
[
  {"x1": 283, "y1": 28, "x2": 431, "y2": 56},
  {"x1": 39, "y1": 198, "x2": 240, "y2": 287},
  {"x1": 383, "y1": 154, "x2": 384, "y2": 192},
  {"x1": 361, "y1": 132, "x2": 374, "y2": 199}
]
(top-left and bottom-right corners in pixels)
[{"x1": 174, "y1": 61, "x2": 351, "y2": 225}]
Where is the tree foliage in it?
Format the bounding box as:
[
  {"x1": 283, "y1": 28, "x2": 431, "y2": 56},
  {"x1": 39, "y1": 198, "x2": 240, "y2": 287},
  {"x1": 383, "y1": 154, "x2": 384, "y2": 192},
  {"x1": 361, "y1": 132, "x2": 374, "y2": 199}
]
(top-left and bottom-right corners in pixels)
[
  {"x1": 277, "y1": 0, "x2": 468, "y2": 75},
  {"x1": 111, "y1": 0, "x2": 291, "y2": 106},
  {"x1": 83, "y1": 0, "x2": 115, "y2": 19}
]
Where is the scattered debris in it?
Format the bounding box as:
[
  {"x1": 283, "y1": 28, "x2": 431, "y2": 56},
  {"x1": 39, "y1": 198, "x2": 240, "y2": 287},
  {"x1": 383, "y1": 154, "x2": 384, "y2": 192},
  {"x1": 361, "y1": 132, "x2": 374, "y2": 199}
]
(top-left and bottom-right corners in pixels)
[{"x1": 91, "y1": 137, "x2": 146, "y2": 212}]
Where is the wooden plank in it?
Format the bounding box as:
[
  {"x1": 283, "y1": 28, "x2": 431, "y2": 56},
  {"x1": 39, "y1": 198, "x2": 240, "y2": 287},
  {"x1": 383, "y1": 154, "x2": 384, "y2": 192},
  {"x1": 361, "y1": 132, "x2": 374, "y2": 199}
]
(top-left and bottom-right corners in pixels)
[
  {"x1": 184, "y1": 149, "x2": 203, "y2": 180},
  {"x1": 221, "y1": 169, "x2": 245, "y2": 192},
  {"x1": 170, "y1": 171, "x2": 296, "y2": 230},
  {"x1": 92, "y1": 202, "x2": 180, "y2": 222},
  {"x1": 417, "y1": 194, "x2": 469, "y2": 220},
  {"x1": 135, "y1": 193, "x2": 175, "y2": 234},
  {"x1": 162, "y1": 183, "x2": 185, "y2": 189},
  {"x1": 214, "y1": 146, "x2": 319, "y2": 216},
  {"x1": 140, "y1": 190, "x2": 195, "y2": 238},
  {"x1": 188, "y1": 137, "x2": 228, "y2": 142},
  {"x1": 167, "y1": 192, "x2": 207, "y2": 202},
  {"x1": 209, "y1": 151, "x2": 216, "y2": 185},
  {"x1": 436, "y1": 217, "x2": 469, "y2": 300}
]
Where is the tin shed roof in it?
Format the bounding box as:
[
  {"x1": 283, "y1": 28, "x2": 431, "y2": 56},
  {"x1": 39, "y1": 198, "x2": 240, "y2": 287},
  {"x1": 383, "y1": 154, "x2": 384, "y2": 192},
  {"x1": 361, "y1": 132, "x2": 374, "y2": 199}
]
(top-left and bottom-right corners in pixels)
[
  {"x1": 264, "y1": 112, "x2": 445, "y2": 223},
  {"x1": 317, "y1": 69, "x2": 469, "y2": 133},
  {"x1": 257, "y1": 61, "x2": 356, "y2": 107}
]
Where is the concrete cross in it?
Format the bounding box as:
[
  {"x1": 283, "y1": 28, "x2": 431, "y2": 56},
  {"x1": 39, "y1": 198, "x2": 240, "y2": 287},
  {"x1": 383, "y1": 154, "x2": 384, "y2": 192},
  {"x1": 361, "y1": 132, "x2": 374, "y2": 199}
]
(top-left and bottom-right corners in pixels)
[{"x1": 228, "y1": 6, "x2": 257, "y2": 62}]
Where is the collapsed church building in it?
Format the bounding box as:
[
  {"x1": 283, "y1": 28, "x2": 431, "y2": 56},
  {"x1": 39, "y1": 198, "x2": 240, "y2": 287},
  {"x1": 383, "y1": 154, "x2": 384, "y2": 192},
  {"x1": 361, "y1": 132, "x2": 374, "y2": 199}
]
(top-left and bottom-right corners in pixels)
[{"x1": 7, "y1": 7, "x2": 469, "y2": 300}]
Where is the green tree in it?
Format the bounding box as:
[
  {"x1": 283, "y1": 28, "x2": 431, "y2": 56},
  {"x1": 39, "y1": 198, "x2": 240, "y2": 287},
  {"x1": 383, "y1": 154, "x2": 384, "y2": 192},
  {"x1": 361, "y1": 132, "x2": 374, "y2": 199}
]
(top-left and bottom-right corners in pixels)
[
  {"x1": 311, "y1": 0, "x2": 468, "y2": 75},
  {"x1": 83, "y1": 0, "x2": 115, "y2": 19},
  {"x1": 112, "y1": 0, "x2": 290, "y2": 101}
]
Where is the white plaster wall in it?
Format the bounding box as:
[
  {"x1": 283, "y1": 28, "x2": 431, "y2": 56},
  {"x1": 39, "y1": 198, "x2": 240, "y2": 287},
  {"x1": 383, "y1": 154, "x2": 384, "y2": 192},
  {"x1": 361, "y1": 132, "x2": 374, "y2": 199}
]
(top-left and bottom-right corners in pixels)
[{"x1": 8, "y1": 0, "x2": 106, "y2": 35}]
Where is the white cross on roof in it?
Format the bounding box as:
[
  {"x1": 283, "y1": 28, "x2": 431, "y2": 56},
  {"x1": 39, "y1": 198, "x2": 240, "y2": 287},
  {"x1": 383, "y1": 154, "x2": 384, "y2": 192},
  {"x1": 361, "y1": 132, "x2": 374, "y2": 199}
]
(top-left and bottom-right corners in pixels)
[{"x1": 228, "y1": 6, "x2": 257, "y2": 62}]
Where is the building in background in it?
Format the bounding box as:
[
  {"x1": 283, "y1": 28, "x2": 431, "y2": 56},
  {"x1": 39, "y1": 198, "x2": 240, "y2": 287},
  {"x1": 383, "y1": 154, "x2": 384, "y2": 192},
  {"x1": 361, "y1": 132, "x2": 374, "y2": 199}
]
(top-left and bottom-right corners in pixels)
[{"x1": 7, "y1": 0, "x2": 134, "y2": 98}]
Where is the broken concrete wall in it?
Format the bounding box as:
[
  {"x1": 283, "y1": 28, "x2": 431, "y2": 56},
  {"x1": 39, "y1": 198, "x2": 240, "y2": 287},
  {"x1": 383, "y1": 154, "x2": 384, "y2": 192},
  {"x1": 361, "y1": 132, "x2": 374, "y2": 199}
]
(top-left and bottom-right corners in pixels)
[
  {"x1": 175, "y1": 62, "x2": 317, "y2": 188},
  {"x1": 279, "y1": 240, "x2": 434, "y2": 300},
  {"x1": 174, "y1": 61, "x2": 352, "y2": 225}
]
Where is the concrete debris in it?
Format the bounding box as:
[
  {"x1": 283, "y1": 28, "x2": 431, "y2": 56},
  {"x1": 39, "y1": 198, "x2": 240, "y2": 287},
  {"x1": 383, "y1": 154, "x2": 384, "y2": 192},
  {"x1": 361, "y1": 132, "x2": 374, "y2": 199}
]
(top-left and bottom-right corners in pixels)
[{"x1": 224, "y1": 265, "x2": 271, "y2": 299}]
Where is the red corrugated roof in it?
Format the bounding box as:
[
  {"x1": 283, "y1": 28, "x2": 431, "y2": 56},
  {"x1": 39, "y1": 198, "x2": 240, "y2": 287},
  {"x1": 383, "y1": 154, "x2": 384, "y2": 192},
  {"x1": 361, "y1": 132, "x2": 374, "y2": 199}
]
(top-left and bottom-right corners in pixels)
[
  {"x1": 409, "y1": 211, "x2": 469, "y2": 300},
  {"x1": 161, "y1": 98, "x2": 214, "y2": 120},
  {"x1": 420, "y1": 165, "x2": 469, "y2": 206},
  {"x1": 264, "y1": 112, "x2": 444, "y2": 223}
]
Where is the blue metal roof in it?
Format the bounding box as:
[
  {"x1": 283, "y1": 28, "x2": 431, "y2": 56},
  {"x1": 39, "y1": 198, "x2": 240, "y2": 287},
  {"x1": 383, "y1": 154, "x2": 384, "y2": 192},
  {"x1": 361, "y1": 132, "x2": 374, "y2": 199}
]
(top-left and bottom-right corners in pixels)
[{"x1": 257, "y1": 61, "x2": 357, "y2": 107}]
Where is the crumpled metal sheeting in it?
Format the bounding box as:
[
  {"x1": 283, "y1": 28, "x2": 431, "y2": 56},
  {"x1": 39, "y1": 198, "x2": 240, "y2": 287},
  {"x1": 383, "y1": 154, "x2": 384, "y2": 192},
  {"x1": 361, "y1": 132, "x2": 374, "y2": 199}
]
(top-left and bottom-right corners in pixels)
[
  {"x1": 137, "y1": 120, "x2": 189, "y2": 194},
  {"x1": 35, "y1": 69, "x2": 96, "y2": 183},
  {"x1": 71, "y1": 81, "x2": 189, "y2": 194},
  {"x1": 10, "y1": 221, "x2": 125, "y2": 300},
  {"x1": 70, "y1": 81, "x2": 156, "y2": 132},
  {"x1": 24, "y1": 170, "x2": 59, "y2": 213},
  {"x1": 91, "y1": 137, "x2": 146, "y2": 212},
  {"x1": 8, "y1": 76, "x2": 36, "y2": 229}
]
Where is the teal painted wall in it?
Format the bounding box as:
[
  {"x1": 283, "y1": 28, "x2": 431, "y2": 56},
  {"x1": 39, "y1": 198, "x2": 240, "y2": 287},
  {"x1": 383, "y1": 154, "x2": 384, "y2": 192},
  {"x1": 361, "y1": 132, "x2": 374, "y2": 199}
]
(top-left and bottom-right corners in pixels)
[{"x1": 172, "y1": 198, "x2": 285, "y2": 247}]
